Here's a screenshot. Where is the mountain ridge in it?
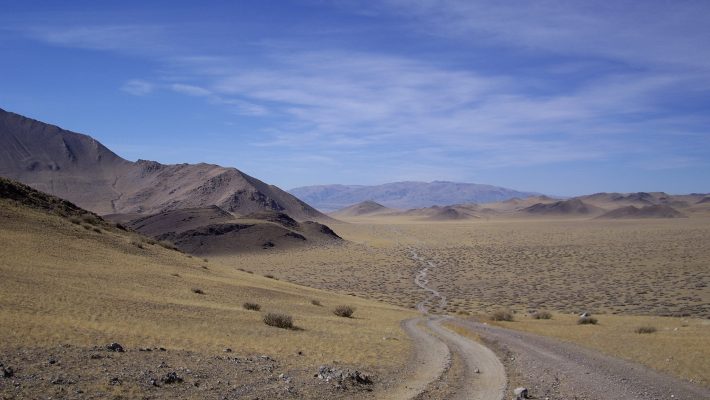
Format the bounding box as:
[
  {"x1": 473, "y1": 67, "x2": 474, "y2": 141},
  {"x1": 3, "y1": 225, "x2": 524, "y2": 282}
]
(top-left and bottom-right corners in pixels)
[
  {"x1": 290, "y1": 181, "x2": 538, "y2": 211},
  {"x1": 0, "y1": 107, "x2": 327, "y2": 221}
]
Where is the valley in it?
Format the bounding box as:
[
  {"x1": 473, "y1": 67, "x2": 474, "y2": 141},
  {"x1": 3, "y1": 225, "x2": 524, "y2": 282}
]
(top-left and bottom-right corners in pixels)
[{"x1": 1, "y1": 108, "x2": 709, "y2": 399}]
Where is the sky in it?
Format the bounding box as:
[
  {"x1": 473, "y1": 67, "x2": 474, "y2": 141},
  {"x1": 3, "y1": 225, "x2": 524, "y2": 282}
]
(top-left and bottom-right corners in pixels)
[{"x1": 1, "y1": 0, "x2": 709, "y2": 196}]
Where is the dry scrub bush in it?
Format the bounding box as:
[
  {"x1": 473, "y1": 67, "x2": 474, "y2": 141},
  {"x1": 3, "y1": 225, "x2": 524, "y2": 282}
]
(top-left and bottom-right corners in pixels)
[
  {"x1": 264, "y1": 274, "x2": 278, "y2": 280},
  {"x1": 243, "y1": 302, "x2": 261, "y2": 311},
  {"x1": 311, "y1": 299, "x2": 322, "y2": 306},
  {"x1": 191, "y1": 288, "x2": 205, "y2": 295},
  {"x1": 333, "y1": 305, "x2": 355, "y2": 318},
  {"x1": 532, "y1": 311, "x2": 552, "y2": 320},
  {"x1": 158, "y1": 240, "x2": 178, "y2": 251},
  {"x1": 635, "y1": 326, "x2": 657, "y2": 334},
  {"x1": 263, "y1": 313, "x2": 294, "y2": 329},
  {"x1": 577, "y1": 316, "x2": 598, "y2": 325},
  {"x1": 490, "y1": 309, "x2": 514, "y2": 321}
]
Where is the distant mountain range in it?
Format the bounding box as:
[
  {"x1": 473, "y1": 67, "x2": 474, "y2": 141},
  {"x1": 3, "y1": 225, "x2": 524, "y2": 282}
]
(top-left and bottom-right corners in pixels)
[
  {"x1": 289, "y1": 181, "x2": 538, "y2": 211},
  {"x1": 327, "y1": 191, "x2": 707, "y2": 221},
  {"x1": 0, "y1": 108, "x2": 326, "y2": 221}
]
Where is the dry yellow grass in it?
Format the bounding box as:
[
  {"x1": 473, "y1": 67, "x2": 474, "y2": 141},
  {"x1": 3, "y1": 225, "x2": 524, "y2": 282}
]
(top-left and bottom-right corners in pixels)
[
  {"x1": 0, "y1": 202, "x2": 415, "y2": 373},
  {"x1": 488, "y1": 312, "x2": 710, "y2": 386},
  {"x1": 219, "y1": 215, "x2": 710, "y2": 385}
]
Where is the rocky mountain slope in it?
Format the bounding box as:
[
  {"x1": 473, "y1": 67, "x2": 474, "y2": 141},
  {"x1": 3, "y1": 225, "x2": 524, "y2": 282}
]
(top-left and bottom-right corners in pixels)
[
  {"x1": 0, "y1": 108, "x2": 326, "y2": 221},
  {"x1": 108, "y1": 207, "x2": 341, "y2": 254}
]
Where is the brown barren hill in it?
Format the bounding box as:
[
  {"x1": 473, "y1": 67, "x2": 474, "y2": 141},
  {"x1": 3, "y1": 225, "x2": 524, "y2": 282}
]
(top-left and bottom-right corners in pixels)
[
  {"x1": 522, "y1": 198, "x2": 604, "y2": 217},
  {"x1": 401, "y1": 204, "x2": 481, "y2": 221},
  {"x1": 0, "y1": 108, "x2": 327, "y2": 221},
  {"x1": 596, "y1": 204, "x2": 687, "y2": 219},
  {"x1": 109, "y1": 208, "x2": 341, "y2": 254},
  {"x1": 330, "y1": 200, "x2": 396, "y2": 217}
]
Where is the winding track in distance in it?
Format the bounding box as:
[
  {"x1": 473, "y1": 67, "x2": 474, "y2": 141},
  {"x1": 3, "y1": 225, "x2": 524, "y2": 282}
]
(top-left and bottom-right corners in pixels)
[
  {"x1": 391, "y1": 237, "x2": 709, "y2": 400},
  {"x1": 387, "y1": 248, "x2": 507, "y2": 400}
]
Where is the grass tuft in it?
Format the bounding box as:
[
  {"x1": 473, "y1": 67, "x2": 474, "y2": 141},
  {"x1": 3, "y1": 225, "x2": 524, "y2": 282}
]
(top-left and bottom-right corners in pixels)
[
  {"x1": 490, "y1": 309, "x2": 514, "y2": 321},
  {"x1": 333, "y1": 305, "x2": 355, "y2": 318},
  {"x1": 635, "y1": 326, "x2": 657, "y2": 334},
  {"x1": 263, "y1": 313, "x2": 293, "y2": 329},
  {"x1": 577, "y1": 316, "x2": 598, "y2": 325},
  {"x1": 532, "y1": 311, "x2": 552, "y2": 320},
  {"x1": 243, "y1": 302, "x2": 261, "y2": 311}
]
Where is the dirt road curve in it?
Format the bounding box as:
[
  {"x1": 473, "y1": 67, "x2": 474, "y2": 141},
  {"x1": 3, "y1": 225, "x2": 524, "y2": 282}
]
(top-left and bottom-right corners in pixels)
[
  {"x1": 395, "y1": 246, "x2": 709, "y2": 400},
  {"x1": 424, "y1": 316, "x2": 507, "y2": 400},
  {"x1": 453, "y1": 319, "x2": 710, "y2": 400},
  {"x1": 386, "y1": 250, "x2": 506, "y2": 400}
]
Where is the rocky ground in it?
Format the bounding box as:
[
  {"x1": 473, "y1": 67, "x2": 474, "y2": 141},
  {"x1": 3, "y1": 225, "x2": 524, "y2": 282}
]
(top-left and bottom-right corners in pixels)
[{"x1": 0, "y1": 344, "x2": 378, "y2": 399}]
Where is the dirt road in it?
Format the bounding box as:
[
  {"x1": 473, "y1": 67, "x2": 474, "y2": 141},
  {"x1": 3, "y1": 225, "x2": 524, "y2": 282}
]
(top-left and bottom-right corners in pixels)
[
  {"x1": 385, "y1": 249, "x2": 506, "y2": 400},
  {"x1": 453, "y1": 319, "x2": 710, "y2": 400},
  {"x1": 396, "y1": 246, "x2": 709, "y2": 400}
]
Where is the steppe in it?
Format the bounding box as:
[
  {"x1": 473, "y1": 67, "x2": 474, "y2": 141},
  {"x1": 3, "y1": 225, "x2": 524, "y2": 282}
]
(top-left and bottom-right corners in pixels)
[
  {"x1": 220, "y1": 214, "x2": 710, "y2": 387},
  {"x1": 0, "y1": 186, "x2": 416, "y2": 399}
]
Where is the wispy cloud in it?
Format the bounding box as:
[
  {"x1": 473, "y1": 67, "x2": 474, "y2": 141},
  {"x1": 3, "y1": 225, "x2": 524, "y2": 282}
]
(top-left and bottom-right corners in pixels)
[
  {"x1": 22, "y1": 24, "x2": 169, "y2": 54},
  {"x1": 172, "y1": 50, "x2": 702, "y2": 170},
  {"x1": 10, "y1": 4, "x2": 709, "y2": 185},
  {"x1": 375, "y1": 0, "x2": 710, "y2": 70},
  {"x1": 121, "y1": 79, "x2": 154, "y2": 96}
]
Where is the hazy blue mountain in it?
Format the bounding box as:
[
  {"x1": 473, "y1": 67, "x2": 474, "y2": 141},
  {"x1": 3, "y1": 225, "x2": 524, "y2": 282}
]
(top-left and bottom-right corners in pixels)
[{"x1": 289, "y1": 181, "x2": 538, "y2": 211}]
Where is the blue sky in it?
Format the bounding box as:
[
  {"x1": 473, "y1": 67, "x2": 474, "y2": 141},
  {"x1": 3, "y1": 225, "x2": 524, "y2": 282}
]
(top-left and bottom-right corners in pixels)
[{"x1": 1, "y1": 0, "x2": 709, "y2": 195}]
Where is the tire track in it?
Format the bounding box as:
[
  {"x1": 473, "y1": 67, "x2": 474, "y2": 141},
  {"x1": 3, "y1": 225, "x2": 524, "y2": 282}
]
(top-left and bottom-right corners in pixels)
[{"x1": 388, "y1": 246, "x2": 506, "y2": 400}]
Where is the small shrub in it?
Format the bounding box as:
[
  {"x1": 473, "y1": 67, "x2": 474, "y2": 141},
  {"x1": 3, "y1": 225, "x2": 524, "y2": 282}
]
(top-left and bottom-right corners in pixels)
[
  {"x1": 69, "y1": 216, "x2": 81, "y2": 225},
  {"x1": 81, "y1": 214, "x2": 100, "y2": 225},
  {"x1": 203, "y1": 258, "x2": 209, "y2": 263},
  {"x1": 81, "y1": 223, "x2": 92, "y2": 230},
  {"x1": 311, "y1": 299, "x2": 322, "y2": 306},
  {"x1": 145, "y1": 238, "x2": 157, "y2": 245},
  {"x1": 264, "y1": 274, "x2": 278, "y2": 280},
  {"x1": 532, "y1": 311, "x2": 552, "y2": 320},
  {"x1": 243, "y1": 302, "x2": 261, "y2": 311},
  {"x1": 333, "y1": 305, "x2": 355, "y2": 318},
  {"x1": 635, "y1": 326, "x2": 657, "y2": 334},
  {"x1": 171, "y1": 273, "x2": 181, "y2": 277},
  {"x1": 92, "y1": 227, "x2": 102, "y2": 233},
  {"x1": 130, "y1": 239, "x2": 144, "y2": 249},
  {"x1": 191, "y1": 288, "x2": 205, "y2": 295},
  {"x1": 263, "y1": 313, "x2": 293, "y2": 329},
  {"x1": 158, "y1": 240, "x2": 178, "y2": 251},
  {"x1": 577, "y1": 316, "x2": 598, "y2": 325},
  {"x1": 490, "y1": 309, "x2": 514, "y2": 321}
]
